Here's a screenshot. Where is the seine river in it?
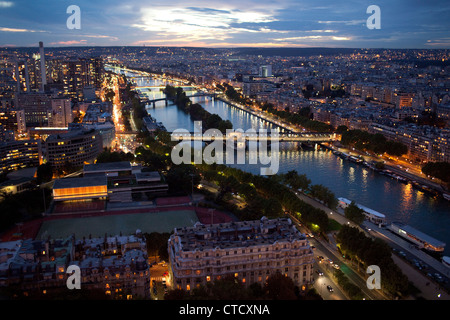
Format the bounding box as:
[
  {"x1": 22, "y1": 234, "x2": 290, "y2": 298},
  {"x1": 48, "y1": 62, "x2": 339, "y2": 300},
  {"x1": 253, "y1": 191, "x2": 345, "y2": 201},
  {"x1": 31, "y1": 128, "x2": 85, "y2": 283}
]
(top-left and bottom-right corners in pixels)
[{"x1": 113, "y1": 67, "x2": 450, "y2": 256}]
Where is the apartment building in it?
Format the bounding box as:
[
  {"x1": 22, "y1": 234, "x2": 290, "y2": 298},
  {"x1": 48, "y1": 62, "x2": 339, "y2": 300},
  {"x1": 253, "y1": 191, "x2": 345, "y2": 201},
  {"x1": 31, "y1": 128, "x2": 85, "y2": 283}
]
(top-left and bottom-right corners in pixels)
[
  {"x1": 0, "y1": 139, "x2": 42, "y2": 174},
  {"x1": 44, "y1": 128, "x2": 103, "y2": 169},
  {"x1": 168, "y1": 217, "x2": 315, "y2": 292},
  {"x1": 0, "y1": 233, "x2": 150, "y2": 299}
]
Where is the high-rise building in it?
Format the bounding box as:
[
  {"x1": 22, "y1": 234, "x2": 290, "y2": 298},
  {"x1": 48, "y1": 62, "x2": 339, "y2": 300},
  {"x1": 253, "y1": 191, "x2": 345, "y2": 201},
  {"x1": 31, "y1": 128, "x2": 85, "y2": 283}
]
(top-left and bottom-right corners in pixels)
[
  {"x1": 0, "y1": 139, "x2": 42, "y2": 174},
  {"x1": 168, "y1": 217, "x2": 315, "y2": 292},
  {"x1": 0, "y1": 97, "x2": 26, "y2": 133},
  {"x1": 259, "y1": 65, "x2": 272, "y2": 78},
  {"x1": 48, "y1": 97, "x2": 72, "y2": 127},
  {"x1": 14, "y1": 60, "x2": 30, "y2": 93},
  {"x1": 59, "y1": 58, "x2": 104, "y2": 101},
  {"x1": 39, "y1": 41, "x2": 47, "y2": 92},
  {"x1": 16, "y1": 92, "x2": 52, "y2": 127}
]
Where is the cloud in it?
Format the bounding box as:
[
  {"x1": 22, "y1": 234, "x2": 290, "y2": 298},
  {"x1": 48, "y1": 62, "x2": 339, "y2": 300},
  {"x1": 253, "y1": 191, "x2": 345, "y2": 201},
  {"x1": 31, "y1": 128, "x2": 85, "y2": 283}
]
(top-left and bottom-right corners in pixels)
[
  {"x1": 425, "y1": 38, "x2": 450, "y2": 46},
  {"x1": 79, "y1": 34, "x2": 119, "y2": 41},
  {"x1": 0, "y1": 26, "x2": 44, "y2": 32},
  {"x1": 273, "y1": 35, "x2": 352, "y2": 42},
  {"x1": 318, "y1": 20, "x2": 366, "y2": 26},
  {"x1": 131, "y1": 6, "x2": 278, "y2": 42},
  {"x1": 0, "y1": 1, "x2": 13, "y2": 8},
  {"x1": 49, "y1": 40, "x2": 88, "y2": 46}
]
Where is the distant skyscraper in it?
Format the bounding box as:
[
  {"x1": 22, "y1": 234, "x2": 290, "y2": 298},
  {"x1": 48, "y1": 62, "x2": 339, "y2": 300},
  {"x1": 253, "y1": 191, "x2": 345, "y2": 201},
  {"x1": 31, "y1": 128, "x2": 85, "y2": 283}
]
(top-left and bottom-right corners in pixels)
[
  {"x1": 39, "y1": 41, "x2": 47, "y2": 92},
  {"x1": 49, "y1": 98, "x2": 72, "y2": 127},
  {"x1": 60, "y1": 58, "x2": 104, "y2": 101},
  {"x1": 14, "y1": 60, "x2": 30, "y2": 92},
  {"x1": 259, "y1": 65, "x2": 272, "y2": 78}
]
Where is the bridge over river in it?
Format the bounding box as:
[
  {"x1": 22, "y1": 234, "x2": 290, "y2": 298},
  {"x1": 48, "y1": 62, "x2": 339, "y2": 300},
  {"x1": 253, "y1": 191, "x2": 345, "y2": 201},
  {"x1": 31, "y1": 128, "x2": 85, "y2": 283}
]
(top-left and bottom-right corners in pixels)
[{"x1": 170, "y1": 131, "x2": 339, "y2": 143}]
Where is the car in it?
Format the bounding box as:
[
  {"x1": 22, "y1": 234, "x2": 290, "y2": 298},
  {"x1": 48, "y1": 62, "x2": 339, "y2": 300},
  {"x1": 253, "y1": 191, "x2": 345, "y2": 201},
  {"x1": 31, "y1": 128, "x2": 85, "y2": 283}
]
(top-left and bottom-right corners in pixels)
[
  {"x1": 327, "y1": 285, "x2": 333, "y2": 292},
  {"x1": 316, "y1": 270, "x2": 324, "y2": 276},
  {"x1": 333, "y1": 264, "x2": 340, "y2": 270}
]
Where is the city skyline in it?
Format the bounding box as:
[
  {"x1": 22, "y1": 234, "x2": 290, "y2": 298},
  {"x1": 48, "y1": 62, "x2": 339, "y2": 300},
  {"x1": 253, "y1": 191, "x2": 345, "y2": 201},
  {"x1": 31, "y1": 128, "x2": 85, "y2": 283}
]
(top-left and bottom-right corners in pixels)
[{"x1": 0, "y1": 0, "x2": 449, "y2": 49}]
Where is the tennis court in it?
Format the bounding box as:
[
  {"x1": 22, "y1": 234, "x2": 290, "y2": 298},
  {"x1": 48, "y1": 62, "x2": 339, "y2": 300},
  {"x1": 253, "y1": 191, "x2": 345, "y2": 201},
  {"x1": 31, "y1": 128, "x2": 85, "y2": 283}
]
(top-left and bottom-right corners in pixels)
[{"x1": 35, "y1": 209, "x2": 199, "y2": 240}]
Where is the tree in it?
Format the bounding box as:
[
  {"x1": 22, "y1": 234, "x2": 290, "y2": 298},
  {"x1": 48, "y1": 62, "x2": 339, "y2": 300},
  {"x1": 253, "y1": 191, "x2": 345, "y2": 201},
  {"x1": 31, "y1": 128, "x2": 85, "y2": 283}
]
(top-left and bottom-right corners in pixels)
[
  {"x1": 336, "y1": 125, "x2": 348, "y2": 134},
  {"x1": 283, "y1": 170, "x2": 310, "y2": 191},
  {"x1": 344, "y1": 201, "x2": 365, "y2": 225},
  {"x1": 165, "y1": 165, "x2": 201, "y2": 194},
  {"x1": 164, "y1": 288, "x2": 188, "y2": 300},
  {"x1": 422, "y1": 161, "x2": 450, "y2": 184},
  {"x1": 262, "y1": 198, "x2": 283, "y2": 218},
  {"x1": 336, "y1": 225, "x2": 410, "y2": 298},
  {"x1": 310, "y1": 184, "x2": 337, "y2": 209},
  {"x1": 264, "y1": 272, "x2": 297, "y2": 300},
  {"x1": 375, "y1": 161, "x2": 385, "y2": 170},
  {"x1": 36, "y1": 163, "x2": 53, "y2": 184},
  {"x1": 209, "y1": 274, "x2": 249, "y2": 300}
]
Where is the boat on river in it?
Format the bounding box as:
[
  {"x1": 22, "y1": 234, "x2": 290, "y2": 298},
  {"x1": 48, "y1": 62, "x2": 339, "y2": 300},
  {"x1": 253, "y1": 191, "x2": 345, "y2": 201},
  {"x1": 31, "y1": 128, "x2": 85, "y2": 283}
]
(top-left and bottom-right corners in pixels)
[
  {"x1": 338, "y1": 197, "x2": 387, "y2": 226},
  {"x1": 389, "y1": 221, "x2": 446, "y2": 253}
]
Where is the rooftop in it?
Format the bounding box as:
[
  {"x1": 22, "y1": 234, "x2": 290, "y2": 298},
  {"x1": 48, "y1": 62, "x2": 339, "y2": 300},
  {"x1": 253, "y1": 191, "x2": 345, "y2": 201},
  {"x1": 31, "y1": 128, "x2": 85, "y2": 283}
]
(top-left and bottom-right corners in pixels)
[
  {"x1": 392, "y1": 222, "x2": 446, "y2": 249},
  {"x1": 172, "y1": 217, "x2": 307, "y2": 252},
  {"x1": 53, "y1": 176, "x2": 107, "y2": 189},
  {"x1": 83, "y1": 161, "x2": 132, "y2": 173}
]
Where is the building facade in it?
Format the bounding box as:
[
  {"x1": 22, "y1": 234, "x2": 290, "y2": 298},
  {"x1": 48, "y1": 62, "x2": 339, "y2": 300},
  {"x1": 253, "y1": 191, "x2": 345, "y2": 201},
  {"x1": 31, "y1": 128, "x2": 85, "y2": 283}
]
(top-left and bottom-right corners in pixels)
[
  {"x1": 0, "y1": 233, "x2": 150, "y2": 300},
  {"x1": 44, "y1": 128, "x2": 103, "y2": 169},
  {"x1": 0, "y1": 139, "x2": 42, "y2": 174},
  {"x1": 168, "y1": 217, "x2": 315, "y2": 292}
]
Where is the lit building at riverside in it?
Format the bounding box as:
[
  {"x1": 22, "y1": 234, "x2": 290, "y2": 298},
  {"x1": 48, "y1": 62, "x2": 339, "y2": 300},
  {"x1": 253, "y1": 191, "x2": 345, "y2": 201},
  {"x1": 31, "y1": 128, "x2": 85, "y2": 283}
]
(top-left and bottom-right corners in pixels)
[{"x1": 168, "y1": 217, "x2": 315, "y2": 292}]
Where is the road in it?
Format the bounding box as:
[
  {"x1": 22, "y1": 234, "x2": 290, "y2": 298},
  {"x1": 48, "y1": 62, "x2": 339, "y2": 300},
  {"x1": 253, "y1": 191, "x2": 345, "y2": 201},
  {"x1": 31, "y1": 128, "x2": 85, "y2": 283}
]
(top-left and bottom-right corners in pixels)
[
  {"x1": 291, "y1": 187, "x2": 450, "y2": 300},
  {"x1": 292, "y1": 214, "x2": 386, "y2": 300},
  {"x1": 363, "y1": 221, "x2": 450, "y2": 299},
  {"x1": 313, "y1": 259, "x2": 347, "y2": 300}
]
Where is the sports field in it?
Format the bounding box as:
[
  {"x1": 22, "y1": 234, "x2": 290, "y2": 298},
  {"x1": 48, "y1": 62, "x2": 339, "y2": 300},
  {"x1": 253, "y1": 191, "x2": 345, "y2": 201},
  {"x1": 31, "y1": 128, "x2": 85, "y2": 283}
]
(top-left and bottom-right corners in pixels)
[{"x1": 35, "y1": 209, "x2": 199, "y2": 240}]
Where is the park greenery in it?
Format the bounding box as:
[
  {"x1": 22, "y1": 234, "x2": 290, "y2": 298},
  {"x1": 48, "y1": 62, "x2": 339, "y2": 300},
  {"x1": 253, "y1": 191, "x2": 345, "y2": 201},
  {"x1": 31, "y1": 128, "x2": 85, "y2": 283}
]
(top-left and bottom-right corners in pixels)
[
  {"x1": 0, "y1": 188, "x2": 51, "y2": 233},
  {"x1": 340, "y1": 129, "x2": 408, "y2": 157},
  {"x1": 336, "y1": 225, "x2": 410, "y2": 298},
  {"x1": 164, "y1": 85, "x2": 232, "y2": 133},
  {"x1": 344, "y1": 201, "x2": 366, "y2": 225},
  {"x1": 261, "y1": 102, "x2": 334, "y2": 132},
  {"x1": 96, "y1": 148, "x2": 134, "y2": 163},
  {"x1": 421, "y1": 161, "x2": 450, "y2": 185},
  {"x1": 333, "y1": 269, "x2": 364, "y2": 300}
]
